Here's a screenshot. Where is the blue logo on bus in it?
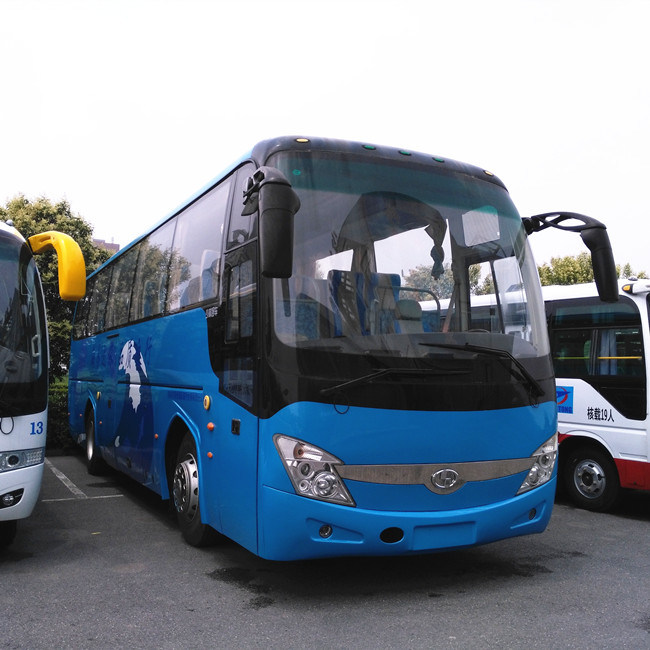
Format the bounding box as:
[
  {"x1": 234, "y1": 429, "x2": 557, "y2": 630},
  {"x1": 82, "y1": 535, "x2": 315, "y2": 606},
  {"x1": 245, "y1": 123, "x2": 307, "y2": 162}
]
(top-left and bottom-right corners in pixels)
[{"x1": 556, "y1": 386, "x2": 574, "y2": 414}]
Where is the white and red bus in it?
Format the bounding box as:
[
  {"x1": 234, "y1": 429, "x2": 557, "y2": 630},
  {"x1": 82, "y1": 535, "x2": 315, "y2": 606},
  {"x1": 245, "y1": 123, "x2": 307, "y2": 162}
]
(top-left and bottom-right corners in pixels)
[{"x1": 544, "y1": 280, "x2": 650, "y2": 510}]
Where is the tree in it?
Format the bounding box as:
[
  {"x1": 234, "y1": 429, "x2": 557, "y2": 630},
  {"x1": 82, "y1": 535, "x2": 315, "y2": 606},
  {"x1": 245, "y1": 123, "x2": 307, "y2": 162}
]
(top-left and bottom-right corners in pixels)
[
  {"x1": 618, "y1": 262, "x2": 647, "y2": 280},
  {"x1": 537, "y1": 252, "x2": 595, "y2": 286},
  {"x1": 402, "y1": 263, "x2": 485, "y2": 299},
  {"x1": 537, "y1": 252, "x2": 647, "y2": 286},
  {"x1": 0, "y1": 195, "x2": 112, "y2": 377}
]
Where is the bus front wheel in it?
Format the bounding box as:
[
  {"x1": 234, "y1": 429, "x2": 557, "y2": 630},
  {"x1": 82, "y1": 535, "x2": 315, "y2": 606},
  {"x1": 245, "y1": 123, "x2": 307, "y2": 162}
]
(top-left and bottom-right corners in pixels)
[
  {"x1": 562, "y1": 445, "x2": 620, "y2": 512},
  {"x1": 172, "y1": 433, "x2": 221, "y2": 547}
]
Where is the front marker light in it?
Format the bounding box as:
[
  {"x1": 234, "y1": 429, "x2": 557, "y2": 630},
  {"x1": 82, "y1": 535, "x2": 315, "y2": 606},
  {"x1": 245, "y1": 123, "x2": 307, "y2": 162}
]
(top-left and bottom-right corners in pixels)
[
  {"x1": 273, "y1": 434, "x2": 355, "y2": 506},
  {"x1": 517, "y1": 434, "x2": 558, "y2": 494}
]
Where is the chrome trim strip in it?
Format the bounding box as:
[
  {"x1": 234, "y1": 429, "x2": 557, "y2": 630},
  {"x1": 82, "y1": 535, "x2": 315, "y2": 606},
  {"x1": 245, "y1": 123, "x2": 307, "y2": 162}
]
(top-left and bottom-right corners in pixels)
[{"x1": 337, "y1": 458, "x2": 534, "y2": 494}]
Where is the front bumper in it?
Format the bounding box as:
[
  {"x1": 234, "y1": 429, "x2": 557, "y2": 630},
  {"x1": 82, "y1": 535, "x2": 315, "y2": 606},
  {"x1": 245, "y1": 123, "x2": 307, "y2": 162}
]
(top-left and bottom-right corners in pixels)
[
  {"x1": 0, "y1": 463, "x2": 44, "y2": 521},
  {"x1": 257, "y1": 477, "x2": 556, "y2": 560}
]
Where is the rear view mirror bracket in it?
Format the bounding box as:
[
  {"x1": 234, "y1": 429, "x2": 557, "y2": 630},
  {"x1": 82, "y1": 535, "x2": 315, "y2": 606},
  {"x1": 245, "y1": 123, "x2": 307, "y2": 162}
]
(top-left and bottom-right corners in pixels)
[{"x1": 523, "y1": 211, "x2": 618, "y2": 302}]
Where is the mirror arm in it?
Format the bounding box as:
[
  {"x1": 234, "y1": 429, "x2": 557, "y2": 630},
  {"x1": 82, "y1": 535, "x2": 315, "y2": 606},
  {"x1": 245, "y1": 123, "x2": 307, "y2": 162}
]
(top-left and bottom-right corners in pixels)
[{"x1": 523, "y1": 211, "x2": 618, "y2": 303}]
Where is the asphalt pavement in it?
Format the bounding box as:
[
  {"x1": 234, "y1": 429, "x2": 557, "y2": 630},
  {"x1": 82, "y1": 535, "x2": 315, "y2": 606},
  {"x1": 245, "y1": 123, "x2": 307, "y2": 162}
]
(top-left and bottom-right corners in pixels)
[{"x1": 1, "y1": 452, "x2": 649, "y2": 649}]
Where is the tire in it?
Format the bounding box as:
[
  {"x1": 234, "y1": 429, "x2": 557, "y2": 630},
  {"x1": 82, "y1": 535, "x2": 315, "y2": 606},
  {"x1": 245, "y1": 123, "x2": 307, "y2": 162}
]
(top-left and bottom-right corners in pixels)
[
  {"x1": 171, "y1": 433, "x2": 221, "y2": 547},
  {"x1": 0, "y1": 520, "x2": 17, "y2": 547},
  {"x1": 85, "y1": 411, "x2": 106, "y2": 476},
  {"x1": 562, "y1": 445, "x2": 620, "y2": 512}
]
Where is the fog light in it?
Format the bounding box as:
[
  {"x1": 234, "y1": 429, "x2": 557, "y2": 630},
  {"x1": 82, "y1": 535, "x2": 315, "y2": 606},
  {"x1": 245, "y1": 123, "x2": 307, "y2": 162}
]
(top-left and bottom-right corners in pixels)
[
  {"x1": 1, "y1": 489, "x2": 24, "y2": 508},
  {"x1": 319, "y1": 524, "x2": 333, "y2": 538}
]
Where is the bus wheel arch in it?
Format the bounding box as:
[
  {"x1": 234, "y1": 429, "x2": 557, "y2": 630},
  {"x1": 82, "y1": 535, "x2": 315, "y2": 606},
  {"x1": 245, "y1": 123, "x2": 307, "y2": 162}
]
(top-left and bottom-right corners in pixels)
[
  {"x1": 166, "y1": 421, "x2": 222, "y2": 547},
  {"x1": 560, "y1": 437, "x2": 620, "y2": 512}
]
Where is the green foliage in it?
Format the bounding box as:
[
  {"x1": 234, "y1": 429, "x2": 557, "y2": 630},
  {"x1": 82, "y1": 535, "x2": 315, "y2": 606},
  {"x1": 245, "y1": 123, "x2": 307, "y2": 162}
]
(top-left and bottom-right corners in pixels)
[
  {"x1": 0, "y1": 195, "x2": 112, "y2": 377},
  {"x1": 403, "y1": 264, "x2": 454, "y2": 299},
  {"x1": 47, "y1": 378, "x2": 74, "y2": 451},
  {"x1": 618, "y1": 262, "x2": 647, "y2": 280},
  {"x1": 537, "y1": 252, "x2": 647, "y2": 286},
  {"x1": 404, "y1": 253, "x2": 649, "y2": 296},
  {"x1": 537, "y1": 252, "x2": 594, "y2": 286},
  {"x1": 403, "y1": 263, "x2": 493, "y2": 298}
]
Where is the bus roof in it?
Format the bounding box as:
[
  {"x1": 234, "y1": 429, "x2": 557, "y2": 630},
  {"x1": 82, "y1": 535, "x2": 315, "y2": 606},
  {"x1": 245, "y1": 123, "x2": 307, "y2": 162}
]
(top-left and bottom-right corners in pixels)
[
  {"x1": 90, "y1": 135, "x2": 509, "y2": 278},
  {"x1": 542, "y1": 279, "x2": 650, "y2": 301},
  {"x1": 0, "y1": 220, "x2": 25, "y2": 243}
]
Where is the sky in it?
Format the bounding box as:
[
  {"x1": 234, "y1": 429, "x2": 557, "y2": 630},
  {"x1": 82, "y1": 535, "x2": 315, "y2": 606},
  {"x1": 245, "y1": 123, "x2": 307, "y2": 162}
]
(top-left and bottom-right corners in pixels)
[{"x1": 1, "y1": 0, "x2": 649, "y2": 273}]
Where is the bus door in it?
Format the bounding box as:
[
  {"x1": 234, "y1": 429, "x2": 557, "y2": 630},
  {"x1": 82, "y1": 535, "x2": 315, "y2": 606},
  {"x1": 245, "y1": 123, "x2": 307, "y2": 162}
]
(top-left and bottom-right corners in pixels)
[{"x1": 210, "y1": 165, "x2": 260, "y2": 551}]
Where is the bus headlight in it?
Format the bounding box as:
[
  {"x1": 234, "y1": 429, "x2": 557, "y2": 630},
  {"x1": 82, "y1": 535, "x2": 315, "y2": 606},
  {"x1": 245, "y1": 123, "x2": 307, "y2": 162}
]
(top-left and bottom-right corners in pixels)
[
  {"x1": 0, "y1": 447, "x2": 45, "y2": 473},
  {"x1": 517, "y1": 434, "x2": 557, "y2": 494},
  {"x1": 273, "y1": 434, "x2": 355, "y2": 506}
]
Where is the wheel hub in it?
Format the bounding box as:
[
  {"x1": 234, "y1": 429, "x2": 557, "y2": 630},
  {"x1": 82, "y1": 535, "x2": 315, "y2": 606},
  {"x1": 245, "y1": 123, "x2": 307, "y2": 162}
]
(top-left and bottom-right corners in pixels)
[
  {"x1": 173, "y1": 453, "x2": 199, "y2": 521},
  {"x1": 574, "y1": 459, "x2": 605, "y2": 498}
]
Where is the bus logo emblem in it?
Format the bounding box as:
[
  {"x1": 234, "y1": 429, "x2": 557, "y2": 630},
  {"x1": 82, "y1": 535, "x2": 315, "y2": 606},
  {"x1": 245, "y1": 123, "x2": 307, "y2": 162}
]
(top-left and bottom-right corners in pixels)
[{"x1": 431, "y1": 468, "x2": 460, "y2": 492}]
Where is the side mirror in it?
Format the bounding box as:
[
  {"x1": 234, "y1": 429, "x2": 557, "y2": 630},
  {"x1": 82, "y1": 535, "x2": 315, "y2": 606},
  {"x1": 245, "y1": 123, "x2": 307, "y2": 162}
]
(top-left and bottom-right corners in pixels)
[
  {"x1": 28, "y1": 230, "x2": 87, "y2": 300},
  {"x1": 523, "y1": 212, "x2": 618, "y2": 302},
  {"x1": 242, "y1": 166, "x2": 301, "y2": 278}
]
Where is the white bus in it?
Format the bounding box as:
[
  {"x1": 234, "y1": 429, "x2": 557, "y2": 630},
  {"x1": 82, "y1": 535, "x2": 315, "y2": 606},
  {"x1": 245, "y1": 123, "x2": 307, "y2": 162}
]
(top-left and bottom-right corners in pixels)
[
  {"x1": 0, "y1": 221, "x2": 85, "y2": 546},
  {"x1": 544, "y1": 280, "x2": 650, "y2": 511}
]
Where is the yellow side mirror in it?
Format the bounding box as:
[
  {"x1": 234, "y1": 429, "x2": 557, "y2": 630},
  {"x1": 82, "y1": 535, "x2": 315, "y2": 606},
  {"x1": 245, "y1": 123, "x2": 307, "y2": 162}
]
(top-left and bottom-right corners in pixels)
[{"x1": 28, "y1": 231, "x2": 87, "y2": 300}]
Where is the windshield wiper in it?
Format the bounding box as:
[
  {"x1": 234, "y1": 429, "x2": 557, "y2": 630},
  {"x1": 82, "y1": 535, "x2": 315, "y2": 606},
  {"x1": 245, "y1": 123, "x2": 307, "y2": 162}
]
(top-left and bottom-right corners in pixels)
[
  {"x1": 320, "y1": 366, "x2": 470, "y2": 397},
  {"x1": 419, "y1": 341, "x2": 545, "y2": 398}
]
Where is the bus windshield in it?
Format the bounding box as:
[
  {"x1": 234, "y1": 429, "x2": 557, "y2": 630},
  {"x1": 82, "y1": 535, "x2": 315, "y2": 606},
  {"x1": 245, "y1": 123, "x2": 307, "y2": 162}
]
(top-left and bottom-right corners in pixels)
[
  {"x1": 0, "y1": 237, "x2": 47, "y2": 415},
  {"x1": 268, "y1": 151, "x2": 548, "y2": 361}
]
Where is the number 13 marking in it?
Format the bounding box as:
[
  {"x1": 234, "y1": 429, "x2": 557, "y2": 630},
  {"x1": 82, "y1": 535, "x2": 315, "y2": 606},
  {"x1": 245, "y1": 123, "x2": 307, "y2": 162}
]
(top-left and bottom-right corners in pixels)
[{"x1": 30, "y1": 421, "x2": 44, "y2": 435}]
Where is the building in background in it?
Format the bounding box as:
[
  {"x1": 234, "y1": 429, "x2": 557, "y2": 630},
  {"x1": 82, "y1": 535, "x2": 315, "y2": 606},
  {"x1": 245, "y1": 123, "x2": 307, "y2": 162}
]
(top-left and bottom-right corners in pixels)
[{"x1": 93, "y1": 238, "x2": 119, "y2": 255}]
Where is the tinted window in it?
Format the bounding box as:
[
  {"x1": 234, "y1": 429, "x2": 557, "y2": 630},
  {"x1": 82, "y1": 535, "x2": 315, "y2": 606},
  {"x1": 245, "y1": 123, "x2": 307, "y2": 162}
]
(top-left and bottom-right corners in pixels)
[
  {"x1": 550, "y1": 296, "x2": 639, "y2": 328},
  {"x1": 130, "y1": 219, "x2": 176, "y2": 321},
  {"x1": 105, "y1": 246, "x2": 140, "y2": 329},
  {"x1": 548, "y1": 295, "x2": 646, "y2": 420},
  {"x1": 87, "y1": 267, "x2": 112, "y2": 335},
  {"x1": 226, "y1": 259, "x2": 254, "y2": 341},
  {"x1": 167, "y1": 179, "x2": 232, "y2": 312},
  {"x1": 227, "y1": 164, "x2": 257, "y2": 249},
  {"x1": 73, "y1": 276, "x2": 93, "y2": 339}
]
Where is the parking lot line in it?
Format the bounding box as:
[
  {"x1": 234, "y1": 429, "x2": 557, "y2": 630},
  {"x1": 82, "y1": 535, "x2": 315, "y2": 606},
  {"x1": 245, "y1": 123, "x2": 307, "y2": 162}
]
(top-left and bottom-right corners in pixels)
[{"x1": 42, "y1": 458, "x2": 123, "y2": 502}]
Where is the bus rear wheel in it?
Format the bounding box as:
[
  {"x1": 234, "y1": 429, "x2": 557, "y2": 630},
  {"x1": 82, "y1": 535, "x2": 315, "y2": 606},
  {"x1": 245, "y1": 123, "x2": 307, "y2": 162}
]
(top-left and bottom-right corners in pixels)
[
  {"x1": 85, "y1": 411, "x2": 106, "y2": 476},
  {"x1": 172, "y1": 433, "x2": 221, "y2": 547},
  {"x1": 562, "y1": 445, "x2": 620, "y2": 512}
]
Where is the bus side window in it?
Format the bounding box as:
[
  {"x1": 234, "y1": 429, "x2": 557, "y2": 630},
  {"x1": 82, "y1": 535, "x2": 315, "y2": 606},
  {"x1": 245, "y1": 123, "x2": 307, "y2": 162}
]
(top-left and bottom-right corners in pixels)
[
  {"x1": 73, "y1": 276, "x2": 94, "y2": 339},
  {"x1": 105, "y1": 245, "x2": 140, "y2": 329},
  {"x1": 226, "y1": 260, "x2": 254, "y2": 341},
  {"x1": 167, "y1": 178, "x2": 232, "y2": 312},
  {"x1": 550, "y1": 328, "x2": 592, "y2": 378},
  {"x1": 597, "y1": 327, "x2": 644, "y2": 377},
  {"x1": 227, "y1": 163, "x2": 257, "y2": 248},
  {"x1": 87, "y1": 268, "x2": 112, "y2": 335},
  {"x1": 130, "y1": 219, "x2": 176, "y2": 321}
]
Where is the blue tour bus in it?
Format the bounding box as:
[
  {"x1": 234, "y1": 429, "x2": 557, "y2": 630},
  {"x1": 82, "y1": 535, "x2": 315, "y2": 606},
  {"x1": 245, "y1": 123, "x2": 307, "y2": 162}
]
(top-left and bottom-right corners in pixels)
[{"x1": 68, "y1": 136, "x2": 617, "y2": 560}]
